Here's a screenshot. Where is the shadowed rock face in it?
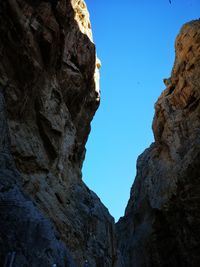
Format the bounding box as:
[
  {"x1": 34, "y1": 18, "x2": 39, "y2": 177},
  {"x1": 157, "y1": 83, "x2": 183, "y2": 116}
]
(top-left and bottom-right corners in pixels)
[
  {"x1": 0, "y1": 90, "x2": 77, "y2": 266},
  {"x1": 116, "y1": 20, "x2": 200, "y2": 267},
  {"x1": 1, "y1": 1, "x2": 200, "y2": 266},
  {"x1": 0, "y1": 0, "x2": 117, "y2": 266}
]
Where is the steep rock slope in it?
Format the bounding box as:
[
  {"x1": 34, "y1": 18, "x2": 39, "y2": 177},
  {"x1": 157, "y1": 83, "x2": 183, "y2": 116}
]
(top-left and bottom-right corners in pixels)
[
  {"x1": 0, "y1": 0, "x2": 116, "y2": 266},
  {"x1": 1, "y1": 1, "x2": 200, "y2": 266},
  {"x1": 117, "y1": 20, "x2": 200, "y2": 267},
  {"x1": 0, "y1": 90, "x2": 77, "y2": 266}
]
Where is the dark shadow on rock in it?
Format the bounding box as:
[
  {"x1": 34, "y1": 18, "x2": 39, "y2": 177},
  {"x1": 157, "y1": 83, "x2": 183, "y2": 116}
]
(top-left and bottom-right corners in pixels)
[{"x1": 0, "y1": 0, "x2": 117, "y2": 266}]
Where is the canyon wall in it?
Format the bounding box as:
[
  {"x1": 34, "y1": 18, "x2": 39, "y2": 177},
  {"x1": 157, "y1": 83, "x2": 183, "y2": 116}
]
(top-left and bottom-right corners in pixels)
[
  {"x1": 0, "y1": 0, "x2": 117, "y2": 266},
  {"x1": 1, "y1": 1, "x2": 200, "y2": 266},
  {"x1": 117, "y1": 20, "x2": 200, "y2": 267}
]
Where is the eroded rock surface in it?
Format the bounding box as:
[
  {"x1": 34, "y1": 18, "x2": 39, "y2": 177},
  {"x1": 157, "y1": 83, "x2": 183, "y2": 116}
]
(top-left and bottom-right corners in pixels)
[
  {"x1": 117, "y1": 20, "x2": 200, "y2": 267},
  {"x1": 1, "y1": 1, "x2": 200, "y2": 266},
  {"x1": 0, "y1": 89, "x2": 77, "y2": 266},
  {"x1": 0, "y1": 0, "x2": 116, "y2": 266}
]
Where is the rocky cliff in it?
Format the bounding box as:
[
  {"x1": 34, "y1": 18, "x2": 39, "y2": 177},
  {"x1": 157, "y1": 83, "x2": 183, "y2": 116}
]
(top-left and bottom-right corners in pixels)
[
  {"x1": 0, "y1": 0, "x2": 116, "y2": 266},
  {"x1": 1, "y1": 1, "x2": 200, "y2": 266},
  {"x1": 117, "y1": 20, "x2": 200, "y2": 267}
]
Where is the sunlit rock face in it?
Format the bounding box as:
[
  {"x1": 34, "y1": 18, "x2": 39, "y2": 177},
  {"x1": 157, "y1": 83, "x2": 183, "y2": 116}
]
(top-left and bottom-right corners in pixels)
[
  {"x1": 0, "y1": 0, "x2": 117, "y2": 266},
  {"x1": 116, "y1": 20, "x2": 200, "y2": 267}
]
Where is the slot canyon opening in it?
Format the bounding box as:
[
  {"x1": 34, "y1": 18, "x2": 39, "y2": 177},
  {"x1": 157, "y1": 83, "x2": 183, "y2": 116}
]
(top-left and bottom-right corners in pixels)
[{"x1": 82, "y1": 0, "x2": 200, "y2": 221}]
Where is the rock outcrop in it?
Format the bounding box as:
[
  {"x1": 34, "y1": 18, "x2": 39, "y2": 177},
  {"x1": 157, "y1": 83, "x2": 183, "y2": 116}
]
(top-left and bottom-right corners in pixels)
[
  {"x1": 0, "y1": 0, "x2": 116, "y2": 266},
  {"x1": 1, "y1": 0, "x2": 200, "y2": 266},
  {"x1": 0, "y1": 89, "x2": 76, "y2": 266},
  {"x1": 117, "y1": 20, "x2": 200, "y2": 267}
]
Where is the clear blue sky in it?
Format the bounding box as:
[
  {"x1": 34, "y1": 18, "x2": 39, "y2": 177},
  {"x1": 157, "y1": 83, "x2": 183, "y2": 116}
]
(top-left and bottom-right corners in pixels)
[{"x1": 82, "y1": 0, "x2": 200, "y2": 221}]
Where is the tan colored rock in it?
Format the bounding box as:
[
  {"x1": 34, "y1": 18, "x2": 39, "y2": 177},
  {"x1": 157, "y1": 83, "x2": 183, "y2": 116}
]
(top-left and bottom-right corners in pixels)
[
  {"x1": 117, "y1": 20, "x2": 200, "y2": 267},
  {"x1": 72, "y1": 0, "x2": 93, "y2": 41}
]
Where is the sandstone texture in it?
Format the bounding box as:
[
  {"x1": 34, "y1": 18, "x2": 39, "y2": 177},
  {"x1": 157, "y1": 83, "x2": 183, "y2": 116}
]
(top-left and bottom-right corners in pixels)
[
  {"x1": 117, "y1": 20, "x2": 200, "y2": 267},
  {"x1": 0, "y1": 0, "x2": 116, "y2": 266}
]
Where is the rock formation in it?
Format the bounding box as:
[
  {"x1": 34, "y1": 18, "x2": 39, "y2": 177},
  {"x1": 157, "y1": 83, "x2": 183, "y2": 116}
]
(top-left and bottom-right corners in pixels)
[
  {"x1": 0, "y1": 89, "x2": 76, "y2": 266},
  {"x1": 0, "y1": 0, "x2": 116, "y2": 266},
  {"x1": 1, "y1": 0, "x2": 200, "y2": 266},
  {"x1": 117, "y1": 20, "x2": 200, "y2": 267}
]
